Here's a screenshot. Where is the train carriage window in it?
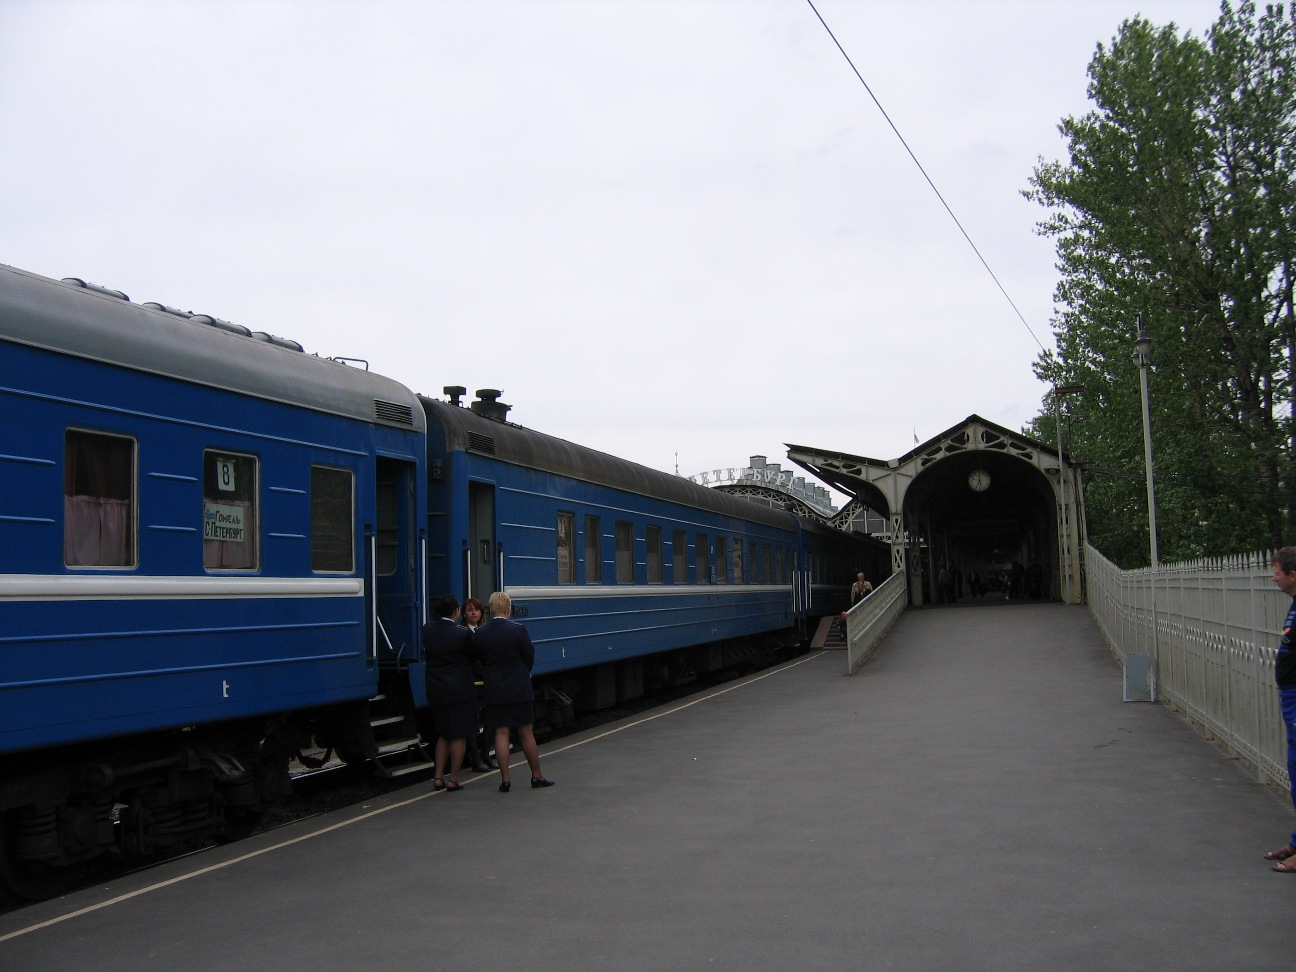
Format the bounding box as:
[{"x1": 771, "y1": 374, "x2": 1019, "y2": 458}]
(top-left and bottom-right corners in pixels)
[
  {"x1": 732, "y1": 538, "x2": 743, "y2": 585},
  {"x1": 775, "y1": 546, "x2": 784, "y2": 585},
  {"x1": 557, "y1": 511, "x2": 575, "y2": 583},
  {"x1": 584, "y1": 515, "x2": 601, "y2": 583},
  {"x1": 715, "y1": 536, "x2": 728, "y2": 584},
  {"x1": 311, "y1": 466, "x2": 354, "y2": 573},
  {"x1": 64, "y1": 430, "x2": 136, "y2": 567},
  {"x1": 696, "y1": 532, "x2": 709, "y2": 584},
  {"x1": 646, "y1": 525, "x2": 662, "y2": 584},
  {"x1": 761, "y1": 544, "x2": 770, "y2": 584},
  {"x1": 615, "y1": 520, "x2": 634, "y2": 584},
  {"x1": 203, "y1": 451, "x2": 259, "y2": 570},
  {"x1": 672, "y1": 529, "x2": 687, "y2": 583}
]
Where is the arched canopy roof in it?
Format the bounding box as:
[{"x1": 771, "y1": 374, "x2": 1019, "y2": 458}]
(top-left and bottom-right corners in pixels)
[{"x1": 786, "y1": 414, "x2": 1061, "y2": 515}]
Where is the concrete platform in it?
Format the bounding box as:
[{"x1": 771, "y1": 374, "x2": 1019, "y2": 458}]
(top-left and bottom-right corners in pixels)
[{"x1": 2, "y1": 603, "x2": 1293, "y2": 971}]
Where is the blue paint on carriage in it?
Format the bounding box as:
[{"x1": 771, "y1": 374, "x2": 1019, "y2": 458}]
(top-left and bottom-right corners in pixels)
[
  {"x1": 515, "y1": 589, "x2": 797, "y2": 674},
  {"x1": 420, "y1": 396, "x2": 885, "y2": 679},
  {"x1": 1, "y1": 265, "x2": 426, "y2": 759},
  {"x1": 0, "y1": 264, "x2": 886, "y2": 891}
]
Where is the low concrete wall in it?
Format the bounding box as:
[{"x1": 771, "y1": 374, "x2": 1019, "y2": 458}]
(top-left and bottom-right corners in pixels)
[{"x1": 844, "y1": 571, "x2": 907, "y2": 675}]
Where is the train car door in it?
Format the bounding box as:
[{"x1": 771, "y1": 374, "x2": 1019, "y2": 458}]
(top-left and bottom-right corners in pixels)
[
  {"x1": 373, "y1": 457, "x2": 419, "y2": 664},
  {"x1": 467, "y1": 481, "x2": 496, "y2": 602}
]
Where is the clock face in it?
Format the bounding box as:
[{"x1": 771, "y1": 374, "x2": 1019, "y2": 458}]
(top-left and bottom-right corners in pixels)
[{"x1": 968, "y1": 469, "x2": 991, "y2": 492}]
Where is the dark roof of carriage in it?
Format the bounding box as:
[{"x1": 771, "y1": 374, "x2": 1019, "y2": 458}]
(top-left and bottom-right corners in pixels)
[
  {"x1": 0, "y1": 264, "x2": 424, "y2": 432},
  {"x1": 421, "y1": 395, "x2": 807, "y2": 531}
]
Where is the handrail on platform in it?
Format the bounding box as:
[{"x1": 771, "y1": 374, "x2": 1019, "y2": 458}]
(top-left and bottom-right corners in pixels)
[{"x1": 843, "y1": 571, "x2": 907, "y2": 675}]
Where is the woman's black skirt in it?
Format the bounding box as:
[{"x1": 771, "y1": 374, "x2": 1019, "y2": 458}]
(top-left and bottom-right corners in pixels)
[
  {"x1": 485, "y1": 701, "x2": 535, "y2": 731},
  {"x1": 432, "y1": 700, "x2": 479, "y2": 741}
]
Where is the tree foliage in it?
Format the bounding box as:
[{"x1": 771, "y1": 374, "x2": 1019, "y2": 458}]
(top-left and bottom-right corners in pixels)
[{"x1": 1027, "y1": 1, "x2": 1296, "y2": 566}]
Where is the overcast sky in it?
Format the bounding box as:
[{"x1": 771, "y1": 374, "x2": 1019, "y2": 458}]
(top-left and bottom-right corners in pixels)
[{"x1": 0, "y1": 0, "x2": 1227, "y2": 502}]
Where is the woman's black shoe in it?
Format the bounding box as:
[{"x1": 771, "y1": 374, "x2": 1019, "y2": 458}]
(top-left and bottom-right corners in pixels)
[
  {"x1": 530, "y1": 777, "x2": 555, "y2": 789},
  {"x1": 498, "y1": 781, "x2": 511, "y2": 793}
]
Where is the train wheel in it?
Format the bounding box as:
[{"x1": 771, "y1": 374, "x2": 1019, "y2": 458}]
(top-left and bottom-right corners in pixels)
[
  {"x1": 215, "y1": 807, "x2": 265, "y2": 844},
  {"x1": 0, "y1": 814, "x2": 77, "y2": 903}
]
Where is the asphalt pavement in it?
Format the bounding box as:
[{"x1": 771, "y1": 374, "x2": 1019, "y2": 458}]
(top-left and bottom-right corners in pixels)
[{"x1": 2, "y1": 602, "x2": 1292, "y2": 971}]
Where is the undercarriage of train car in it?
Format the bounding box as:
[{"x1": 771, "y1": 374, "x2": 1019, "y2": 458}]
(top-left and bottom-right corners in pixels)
[{"x1": 0, "y1": 700, "x2": 394, "y2": 903}]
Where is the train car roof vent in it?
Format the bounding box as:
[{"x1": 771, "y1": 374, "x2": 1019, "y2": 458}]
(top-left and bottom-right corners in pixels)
[
  {"x1": 467, "y1": 431, "x2": 497, "y2": 455},
  {"x1": 190, "y1": 313, "x2": 252, "y2": 337},
  {"x1": 252, "y1": 331, "x2": 305, "y2": 352},
  {"x1": 61, "y1": 277, "x2": 129, "y2": 301},
  {"x1": 469, "y1": 388, "x2": 511, "y2": 423},
  {"x1": 444, "y1": 385, "x2": 467, "y2": 407},
  {"x1": 374, "y1": 399, "x2": 415, "y2": 426},
  {"x1": 142, "y1": 301, "x2": 194, "y2": 319}
]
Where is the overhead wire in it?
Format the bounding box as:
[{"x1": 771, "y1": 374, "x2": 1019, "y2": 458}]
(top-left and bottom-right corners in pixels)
[{"x1": 804, "y1": 0, "x2": 1049, "y2": 356}]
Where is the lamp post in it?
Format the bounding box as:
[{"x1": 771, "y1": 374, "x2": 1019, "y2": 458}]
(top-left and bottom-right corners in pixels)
[
  {"x1": 1132, "y1": 313, "x2": 1160, "y2": 702},
  {"x1": 1052, "y1": 383, "x2": 1084, "y2": 603},
  {"x1": 1132, "y1": 313, "x2": 1160, "y2": 568}
]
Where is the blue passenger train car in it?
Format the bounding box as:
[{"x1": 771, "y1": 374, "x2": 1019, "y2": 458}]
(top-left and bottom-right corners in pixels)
[
  {"x1": 0, "y1": 264, "x2": 887, "y2": 902},
  {"x1": 420, "y1": 390, "x2": 885, "y2": 717},
  {"x1": 0, "y1": 265, "x2": 426, "y2": 898}
]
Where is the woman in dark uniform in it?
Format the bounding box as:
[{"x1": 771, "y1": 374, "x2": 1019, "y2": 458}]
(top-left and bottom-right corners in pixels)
[
  {"x1": 459, "y1": 596, "x2": 493, "y2": 772},
  {"x1": 475, "y1": 591, "x2": 553, "y2": 792},
  {"x1": 422, "y1": 594, "x2": 478, "y2": 791}
]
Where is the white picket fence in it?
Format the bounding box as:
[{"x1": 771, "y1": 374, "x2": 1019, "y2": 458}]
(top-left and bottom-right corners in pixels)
[{"x1": 1085, "y1": 544, "x2": 1290, "y2": 789}]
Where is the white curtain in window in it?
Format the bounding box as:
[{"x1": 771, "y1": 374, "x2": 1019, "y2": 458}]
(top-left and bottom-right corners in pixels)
[{"x1": 64, "y1": 495, "x2": 130, "y2": 566}]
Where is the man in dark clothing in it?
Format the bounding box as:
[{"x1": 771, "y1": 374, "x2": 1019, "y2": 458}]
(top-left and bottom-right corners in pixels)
[{"x1": 1265, "y1": 548, "x2": 1296, "y2": 872}]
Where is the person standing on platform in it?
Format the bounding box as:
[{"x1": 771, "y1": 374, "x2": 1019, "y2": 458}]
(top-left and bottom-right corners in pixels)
[
  {"x1": 462, "y1": 597, "x2": 486, "y2": 631},
  {"x1": 422, "y1": 594, "x2": 478, "y2": 792},
  {"x1": 850, "y1": 573, "x2": 872, "y2": 606},
  {"x1": 476, "y1": 591, "x2": 553, "y2": 793},
  {"x1": 1266, "y1": 548, "x2": 1296, "y2": 872},
  {"x1": 460, "y1": 596, "x2": 492, "y2": 772}
]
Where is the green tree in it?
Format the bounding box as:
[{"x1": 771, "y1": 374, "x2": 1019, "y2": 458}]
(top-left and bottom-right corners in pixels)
[{"x1": 1027, "y1": 1, "x2": 1296, "y2": 566}]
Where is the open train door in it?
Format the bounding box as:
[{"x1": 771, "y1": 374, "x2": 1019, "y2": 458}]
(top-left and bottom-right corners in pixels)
[
  {"x1": 466, "y1": 480, "x2": 496, "y2": 603},
  {"x1": 373, "y1": 457, "x2": 420, "y2": 665}
]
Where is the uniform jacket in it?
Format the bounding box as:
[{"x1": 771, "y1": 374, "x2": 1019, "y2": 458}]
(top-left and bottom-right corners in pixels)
[
  {"x1": 422, "y1": 617, "x2": 478, "y2": 705},
  {"x1": 474, "y1": 617, "x2": 536, "y2": 706}
]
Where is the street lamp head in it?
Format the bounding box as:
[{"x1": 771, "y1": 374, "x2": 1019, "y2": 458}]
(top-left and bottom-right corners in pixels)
[{"x1": 1133, "y1": 312, "x2": 1152, "y2": 367}]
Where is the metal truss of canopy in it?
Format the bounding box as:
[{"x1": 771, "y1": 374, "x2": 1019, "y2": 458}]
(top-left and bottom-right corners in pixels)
[{"x1": 687, "y1": 459, "x2": 839, "y2": 521}]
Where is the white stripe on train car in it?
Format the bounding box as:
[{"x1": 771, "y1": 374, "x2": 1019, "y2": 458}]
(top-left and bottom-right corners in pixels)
[
  {"x1": 504, "y1": 584, "x2": 794, "y2": 600},
  {"x1": 0, "y1": 575, "x2": 363, "y2": 600}
]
